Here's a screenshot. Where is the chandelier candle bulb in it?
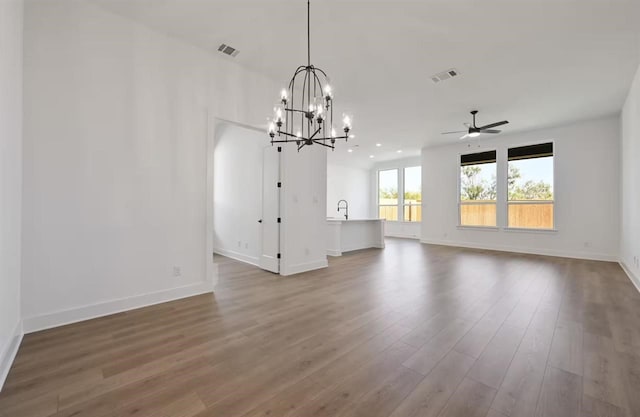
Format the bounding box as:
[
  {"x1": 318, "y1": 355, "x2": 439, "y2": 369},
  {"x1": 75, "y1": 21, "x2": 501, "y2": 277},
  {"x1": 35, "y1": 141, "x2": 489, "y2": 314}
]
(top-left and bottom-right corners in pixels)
[
  {"x1": 342, "y1": 114, "x2": 352, "y2": 132},
  {"x1": 274, "y1": 104, "x2": 285, "y2": 127}
]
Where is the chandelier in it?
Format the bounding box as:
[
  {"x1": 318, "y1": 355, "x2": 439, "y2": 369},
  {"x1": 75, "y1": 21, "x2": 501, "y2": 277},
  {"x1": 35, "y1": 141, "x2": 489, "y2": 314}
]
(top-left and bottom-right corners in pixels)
[{"x1": 268, "y1": 0, "x2": 353, "y2": 151}]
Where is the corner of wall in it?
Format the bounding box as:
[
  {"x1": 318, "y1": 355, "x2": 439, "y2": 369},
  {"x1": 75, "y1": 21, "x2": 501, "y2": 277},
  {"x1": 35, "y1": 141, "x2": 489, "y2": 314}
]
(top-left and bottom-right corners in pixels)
[
  {"x1": 0, "y1": 320, "x2": 24, "y2": 391},
  {"x1": 620, "y1": 261, "x2": 640, "y2": 294}
]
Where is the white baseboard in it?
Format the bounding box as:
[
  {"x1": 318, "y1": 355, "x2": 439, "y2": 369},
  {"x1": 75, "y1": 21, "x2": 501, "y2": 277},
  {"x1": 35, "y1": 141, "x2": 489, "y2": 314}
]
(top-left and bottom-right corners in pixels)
[
  {"x1": 620, "y1": 261, "x2": 640, "y2": 293},
  {"x1": 281, "y1": 258, "x2": 329, "y2": 276},
  {"x1": 22, "y1": 281, "x2": 214, "y2": 334},
  {"x1": 0, "y1": 320, "x2": 23, "y2": 392},
  {"x1": 213, "y1": 247, "x2": 260, "y2": 267},
  {"x1": 327, "y1": 249, "x2": 342, "y2": 257},
  {"x1": 386, "y1": 233, "x2": 420, "y2": 240},
  {"x1": 419, "y1": 238, "x2": 618, "y2": 262}
]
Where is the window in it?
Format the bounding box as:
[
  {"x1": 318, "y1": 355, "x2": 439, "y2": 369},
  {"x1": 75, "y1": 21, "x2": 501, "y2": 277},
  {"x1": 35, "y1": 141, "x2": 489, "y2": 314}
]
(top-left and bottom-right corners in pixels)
[
  {"x1": 459, "y1": 150, "x2": 497, "y2": 227},
  {"x1": 507, "y1": 143, "x2": 554, "y2": 229},
  {"x1": 378, "y1": 169, "x2": 398, "y2": 221},
  {"x1": 403, "y1": 166, "x2": 421, "y2": 222}
]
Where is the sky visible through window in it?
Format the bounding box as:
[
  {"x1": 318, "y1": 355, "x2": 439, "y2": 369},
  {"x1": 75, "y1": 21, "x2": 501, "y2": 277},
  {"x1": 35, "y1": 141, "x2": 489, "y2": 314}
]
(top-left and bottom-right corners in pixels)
[
  {"x1": 379, "y1": 170, "x2": 398, "y2": 194},
  {"x1": 510, "y1": 157, "x2": 553, "y2": 192},
  {"x1": 404, "y1": 167, "x2": 421, "y2": 201},
  {"x1": 461, "y1": 158, "x2": 553, "y2": 194}
]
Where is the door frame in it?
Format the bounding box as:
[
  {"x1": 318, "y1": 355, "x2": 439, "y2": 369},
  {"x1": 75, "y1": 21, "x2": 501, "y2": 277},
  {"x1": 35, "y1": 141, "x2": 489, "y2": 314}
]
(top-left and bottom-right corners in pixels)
[{"x1": 207, "y1": 116, "x2": 281, "y2": 283}]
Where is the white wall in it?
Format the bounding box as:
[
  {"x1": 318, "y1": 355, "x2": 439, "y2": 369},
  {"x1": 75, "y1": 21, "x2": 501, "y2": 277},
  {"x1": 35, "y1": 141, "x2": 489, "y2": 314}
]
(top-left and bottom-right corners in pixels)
[
  {"x1": 621, "y1": 61, "x2": 640, "y2": 288},
  {"x1": 371, "y1": 157, "x2": 422, "y2": 239},
  {"x1": 212, "y1": 122, "x2": 265, "y2": 266},
  {"x1": 0, "y1": 0, "x2": 23, "y2": 389},
  {"x1": 22, "y1": 0, "x2": 280, "y2": 331},
  {"x1": 327, "y1": 164, "x2": 371, "y2": 219},
  {"x1": 421, "y1": 116, "x2": 620, "y2": 261},
  {"x1": 280, "y1": 146, "x2": 328, "y2": 275}
]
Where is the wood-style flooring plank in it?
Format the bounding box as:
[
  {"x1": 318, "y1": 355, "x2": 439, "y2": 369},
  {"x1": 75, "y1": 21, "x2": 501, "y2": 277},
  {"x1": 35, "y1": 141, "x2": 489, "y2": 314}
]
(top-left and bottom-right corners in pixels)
[
  {"x1": 548, "y1": 320, "x2": 583, "y2": 376},
  {"x1": 437, "y1": 377, "x2": 496, "y2": 417},
  {"x1": 389, "y1": 350, "x2": 475, "y2": 417},
  {"x1": 467, "y1": 324, "x2": 527, "y2": 389},
  {"x1": 535, "y1": 366, "x2": 582, "y2": 417}
]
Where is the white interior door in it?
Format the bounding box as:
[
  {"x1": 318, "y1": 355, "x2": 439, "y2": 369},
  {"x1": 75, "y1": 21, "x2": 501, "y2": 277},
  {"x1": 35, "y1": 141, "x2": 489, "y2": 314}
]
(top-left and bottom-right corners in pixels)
[{"x1": 259, "y1": 146, "x2": 280, "y2": 273}]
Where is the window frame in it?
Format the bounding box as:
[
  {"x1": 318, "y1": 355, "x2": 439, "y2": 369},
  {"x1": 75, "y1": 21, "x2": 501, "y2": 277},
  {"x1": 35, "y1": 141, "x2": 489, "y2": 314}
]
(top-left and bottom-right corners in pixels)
[
  {"x1": 377, "y1": 168, "x2": 400, "y2": 222},
  {"x1": 376, "y1": 165, "x2": 422, "y2": 223},
  {"x1": 457, "y1": 149, "x2": 498, "y2": 229},
  {"x1": 402, "y1": 166, "x2": 422, "y2": 223},
  {"x1": 505, "y1": 140, "x2": 556, "y2": 231}
]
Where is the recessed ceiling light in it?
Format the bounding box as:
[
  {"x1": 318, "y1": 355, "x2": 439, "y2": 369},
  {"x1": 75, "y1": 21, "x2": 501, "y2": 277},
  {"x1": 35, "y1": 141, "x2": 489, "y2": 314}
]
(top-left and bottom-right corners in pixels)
[
  {"x1": 397, "y1": 150, "x2": 403, "y2": 153},
  {"x1": 369, "y1": 155, "x2": 375, "y2": 158},
  {"x1": 347, "y1": 149, "x2": 353, "y2": 153},
  {"x1": 376, "y1": 143, "x2": 382, "y2": 147}
]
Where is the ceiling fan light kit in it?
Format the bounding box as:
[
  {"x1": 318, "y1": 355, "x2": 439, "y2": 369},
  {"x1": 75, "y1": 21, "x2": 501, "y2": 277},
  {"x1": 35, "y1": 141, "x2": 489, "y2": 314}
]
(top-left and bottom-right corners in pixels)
[
  {"x1": 442, "y1": 110, "x2": 509, "y2": 140},
  {"x1": 267, "y1": 0, "x2": 352, "y2": 152}
]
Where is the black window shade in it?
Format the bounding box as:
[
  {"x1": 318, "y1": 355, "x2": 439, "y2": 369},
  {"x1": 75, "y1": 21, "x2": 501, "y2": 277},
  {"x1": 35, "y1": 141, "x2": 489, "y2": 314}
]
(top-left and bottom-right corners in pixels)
[
  {"x1": 461, "y1": 150, "x2": 497, "y2": 166},
  {"x1": 508, "y1": 142, "x2": 553, "y2": 161}
]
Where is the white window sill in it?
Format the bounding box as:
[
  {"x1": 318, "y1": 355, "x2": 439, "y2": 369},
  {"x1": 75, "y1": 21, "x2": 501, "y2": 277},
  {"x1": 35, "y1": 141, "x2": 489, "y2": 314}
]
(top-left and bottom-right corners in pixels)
[
  {"x1": 503, "y1": 227, "x2": 558, "y2": 234},
  {"x1": 457, "y1": 226, "x2": 499, "y2": 231},
  {"x1": 382, "y1": 221, "x2": 422, "y2": 224}
]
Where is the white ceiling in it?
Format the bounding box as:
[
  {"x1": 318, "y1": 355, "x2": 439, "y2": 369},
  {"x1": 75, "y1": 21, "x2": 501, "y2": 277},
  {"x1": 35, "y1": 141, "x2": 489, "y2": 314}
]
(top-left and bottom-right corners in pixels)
[{"x1": 85, "y1": 0, "x2": 640, "y2": 167}]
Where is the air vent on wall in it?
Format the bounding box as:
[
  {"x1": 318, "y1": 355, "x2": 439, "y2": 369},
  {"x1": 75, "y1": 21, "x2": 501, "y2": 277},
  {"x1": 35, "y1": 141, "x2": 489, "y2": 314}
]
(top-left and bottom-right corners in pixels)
[
  {"x1": 430, "y1": 68, "x2": 459, "y2": 84},
  {"x1": 218, "y1": 44, "x2": 240, "y2": 57}
]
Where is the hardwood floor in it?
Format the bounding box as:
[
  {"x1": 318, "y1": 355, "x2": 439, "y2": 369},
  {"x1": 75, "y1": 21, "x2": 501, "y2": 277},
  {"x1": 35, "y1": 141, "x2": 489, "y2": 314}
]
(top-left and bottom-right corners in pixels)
[{"x1": 2, "y1": 239, "x2": 640, "y2": 417}]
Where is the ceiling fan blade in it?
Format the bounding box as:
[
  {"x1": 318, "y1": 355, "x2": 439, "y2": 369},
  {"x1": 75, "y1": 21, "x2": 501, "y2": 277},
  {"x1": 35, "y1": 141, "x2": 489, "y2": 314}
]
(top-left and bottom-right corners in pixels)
[
  {"x1": 482, "y1": 129, "x2": 502, "y2": 134},
  {"x1": 459, "y1": 134, "x2": 469, "y2": 140},
  {"x1": 441, "y1": 130, "x2": 467, "y2": 135},
  {"x1": 479, "y1": 120, "x2": 509, "y2": 130}
]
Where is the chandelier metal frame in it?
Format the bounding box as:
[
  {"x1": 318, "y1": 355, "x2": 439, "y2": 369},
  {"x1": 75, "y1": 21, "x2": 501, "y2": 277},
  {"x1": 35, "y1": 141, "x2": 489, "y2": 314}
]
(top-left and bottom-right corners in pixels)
[{"x1": 268, "y1": 0, "x2": 352, "y2": 151}]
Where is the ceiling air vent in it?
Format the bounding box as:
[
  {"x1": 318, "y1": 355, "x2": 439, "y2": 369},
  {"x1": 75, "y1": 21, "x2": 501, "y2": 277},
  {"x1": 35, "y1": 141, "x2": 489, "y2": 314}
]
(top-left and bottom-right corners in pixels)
[
  {"x1": 431, "y1": 68, "x2": 459, "y2": 84},
  {"x1": 218, "y1": 44, "x2": 240, "y2": 57}
]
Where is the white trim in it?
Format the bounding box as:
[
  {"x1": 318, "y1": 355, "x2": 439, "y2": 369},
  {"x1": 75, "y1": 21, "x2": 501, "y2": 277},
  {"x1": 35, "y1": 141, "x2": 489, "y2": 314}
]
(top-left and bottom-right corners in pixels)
[
  {"x1": 503, "y1": 227, "x2": 558, "y2": 234},
  {"x1": 419, "y1": 238, "x2": 618, "y2": 262},
  {"x1": 0, "y1": 320, "x2": 23, "y2": 392},
  {"x1": 22, "y1": 281, "x2": 214, "y2": 334},
  {"x1": 327, "y1": 249, "x2": 342, "y2": 257},
  {"x1": 385, "y1": 232, "x2": 420, "y2": 239},
  {"x1": 456, "y1": 226, "x2": 500, "y2": 231},
  {"x1": 280, "y1": 259, "x2": 329, "y2": 276},
  {"x1": 213, "y1": 247, "x2": 260, "y2": 267},
  {"x1": 620, "y1": 261, "x2": 640, "y2": 294}
]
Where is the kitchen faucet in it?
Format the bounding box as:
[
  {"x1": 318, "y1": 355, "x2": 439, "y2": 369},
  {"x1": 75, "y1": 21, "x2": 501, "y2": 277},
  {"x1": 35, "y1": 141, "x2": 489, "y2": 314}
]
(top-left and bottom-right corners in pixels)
[{"x1": 337, "y1": 200, "x2": 349, "y2": 220}]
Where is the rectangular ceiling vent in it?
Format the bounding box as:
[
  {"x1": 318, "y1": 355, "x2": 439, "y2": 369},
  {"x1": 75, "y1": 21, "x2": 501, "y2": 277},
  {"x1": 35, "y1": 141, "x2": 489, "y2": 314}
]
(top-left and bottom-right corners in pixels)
[
  {"x1": 431, "y1": 68, "x2": 459, "y2": 84},
  {"x1": 218, "y1": 44, "x2": 240, "y2": 57}
]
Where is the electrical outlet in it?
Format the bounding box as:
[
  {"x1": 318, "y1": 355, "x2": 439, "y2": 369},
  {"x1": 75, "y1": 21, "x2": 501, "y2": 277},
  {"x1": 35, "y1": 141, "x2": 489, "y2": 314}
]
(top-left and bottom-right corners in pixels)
[
  {"x1": 584, "y1": 241, "x2": 591, "y2": 248},
  {"x1": 173, "y1": 266, "x2": 181, "y2": 277},
  {"x1": 245, "y1": 243, "x2": 248, "y2": 249},
  {"x1": 238, "y1": 241, "x2": 241, "y2": 248}
]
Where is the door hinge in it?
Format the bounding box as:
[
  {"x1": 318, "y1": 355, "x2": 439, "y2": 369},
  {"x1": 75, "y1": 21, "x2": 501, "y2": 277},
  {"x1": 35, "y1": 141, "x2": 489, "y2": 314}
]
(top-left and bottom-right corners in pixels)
[
  {"x1": 277, "y1": 253, "x2": 281, "y2": 259},
  {"x1": 277, "y1": 217, "x2": 281, "y2": 223},
  {"x1": 277, "y1": 182, "x2": 282, "y2": 188}
]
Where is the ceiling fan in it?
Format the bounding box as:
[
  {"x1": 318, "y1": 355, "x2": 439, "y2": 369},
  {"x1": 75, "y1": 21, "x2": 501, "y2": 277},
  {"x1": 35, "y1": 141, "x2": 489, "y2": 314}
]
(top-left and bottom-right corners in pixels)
[{"x1": 442, "y1": 110, "x2": 509, "y2": 139}]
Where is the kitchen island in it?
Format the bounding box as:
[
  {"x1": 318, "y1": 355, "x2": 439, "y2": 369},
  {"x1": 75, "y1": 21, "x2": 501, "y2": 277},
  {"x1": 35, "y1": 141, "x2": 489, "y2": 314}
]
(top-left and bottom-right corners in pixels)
[{"x1": 326, "y1": 218, "x2": 385, "y2": 256}]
